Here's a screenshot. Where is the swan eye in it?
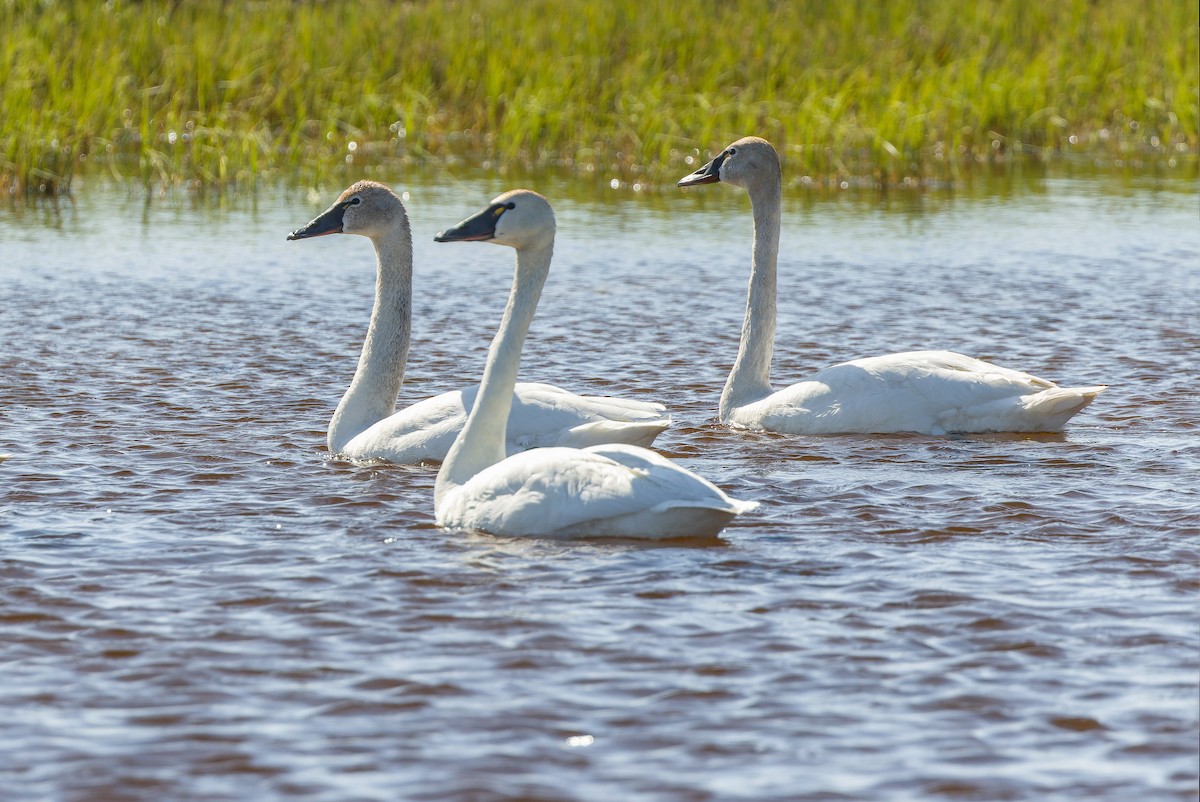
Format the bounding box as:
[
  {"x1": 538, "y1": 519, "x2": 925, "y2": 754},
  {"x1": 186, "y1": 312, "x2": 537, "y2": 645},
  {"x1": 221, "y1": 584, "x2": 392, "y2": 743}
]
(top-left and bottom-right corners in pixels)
[
  {"x1": 727, "y1": 147, "x2": 737, "y2": 156},
  {"x1": 348, "y1": 196, "x2": 362, "y2": 206},
  {"x1": 504, "y1": 202, "x2": 516, "y2": 210}
]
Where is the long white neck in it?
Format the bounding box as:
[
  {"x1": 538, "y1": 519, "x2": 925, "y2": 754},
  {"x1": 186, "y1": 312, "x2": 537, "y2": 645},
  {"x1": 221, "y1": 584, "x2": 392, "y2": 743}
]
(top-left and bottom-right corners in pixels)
[
  {"x1": 327, "y1": 226, "x2": 413, "y2": 453},
  {"x1": 435, "y1": 241, "x2": 552, "y2": 504},
  {"x1": 720, "y1": 175, "x2": 782, "y2": 420}
]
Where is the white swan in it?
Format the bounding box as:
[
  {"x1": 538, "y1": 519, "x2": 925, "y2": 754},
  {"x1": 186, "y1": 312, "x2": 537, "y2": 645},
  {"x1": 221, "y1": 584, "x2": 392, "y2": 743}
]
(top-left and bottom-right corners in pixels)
[
  {"x1": 432, "y1": 190, "x2": 756, "y2": 539},
  {"x1": 678, "y1": 137, "x2": 1105, "y2": 435},
  {"x1": 287, "y1": 181, "x2": 670, "y2": 463}
]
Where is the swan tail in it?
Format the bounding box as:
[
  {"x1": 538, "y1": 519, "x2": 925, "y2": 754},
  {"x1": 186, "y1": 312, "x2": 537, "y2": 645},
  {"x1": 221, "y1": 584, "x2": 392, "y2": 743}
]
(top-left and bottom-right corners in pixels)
[
  {"x1": 641, "y1": 497, "x2": 759, "y2": 539},
  {"x1": 579, "y1": 397, "x2": 669, "y2": 422},
  {"x1": 1019, "y1": 385, "x2": 1106, "y2": 430},
  {"x1": 557, "y1": 498, "x2": 757, "y2": 540},
  {"x1": 516, "y1": 383, "x2": 667, "y2": 422},
  {"x1": 651, "y1": 496, "x2": 759, "y2": 515},
  {"x1": 731, "y1": 498, "x2": 760, "y2": 515},
  {"x1": 555, "y1": 419, "x2": 671, "y2": 449},
  {"x1": 939, "y1": 385, "x2": 1106, "y2": 433}
]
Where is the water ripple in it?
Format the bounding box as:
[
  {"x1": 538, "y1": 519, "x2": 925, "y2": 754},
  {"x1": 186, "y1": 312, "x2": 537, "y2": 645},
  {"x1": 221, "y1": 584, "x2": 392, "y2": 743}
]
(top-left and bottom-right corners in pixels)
[{"x1": 0, "y1": 179, "x2": 1197, "y2": 801}]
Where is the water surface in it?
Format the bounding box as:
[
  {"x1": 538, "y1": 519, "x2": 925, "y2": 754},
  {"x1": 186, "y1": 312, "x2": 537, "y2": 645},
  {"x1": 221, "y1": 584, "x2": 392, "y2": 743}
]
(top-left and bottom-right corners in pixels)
[{"x1": 1, "y1": 171, "x2": 1197, "y2": 801}]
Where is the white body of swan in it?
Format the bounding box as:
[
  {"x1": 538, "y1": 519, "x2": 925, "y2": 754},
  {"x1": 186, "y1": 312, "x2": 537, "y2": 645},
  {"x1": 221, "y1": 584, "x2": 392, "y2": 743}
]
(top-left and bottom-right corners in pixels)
[
  {"x1": 432, "y1": 190, "x2": 755, "y2": 539},
  {"x1": 678, "y1": 137, "x2": 1104, "y2": 435},
  {"x1": 287, "y1": 181, "x2": 670, "y2": 463}
]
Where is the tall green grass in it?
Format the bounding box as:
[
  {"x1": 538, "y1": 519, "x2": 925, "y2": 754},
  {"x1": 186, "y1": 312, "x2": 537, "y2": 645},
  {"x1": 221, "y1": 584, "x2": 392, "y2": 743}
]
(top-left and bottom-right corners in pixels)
[{"x1": 2, "y1": 0, "x2": 1196, "y2": 193}]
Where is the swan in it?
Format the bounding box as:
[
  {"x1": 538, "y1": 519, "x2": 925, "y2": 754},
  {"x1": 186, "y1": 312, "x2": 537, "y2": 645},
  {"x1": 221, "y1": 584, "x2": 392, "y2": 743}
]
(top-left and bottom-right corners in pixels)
[
  {"x1": 287, "y1": 180, "x2": 670, "y2": 463},
  {"x1": 432, "y1": 190, "x2": 756, "y2": 539},
  {"x1": 678, "y1": 137, "x2": 1105, "y2": 435}
]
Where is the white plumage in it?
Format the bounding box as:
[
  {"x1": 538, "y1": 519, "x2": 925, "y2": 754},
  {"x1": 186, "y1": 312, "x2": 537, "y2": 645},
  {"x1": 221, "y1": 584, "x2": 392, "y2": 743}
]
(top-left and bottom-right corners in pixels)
[
  {"x1": 288, "y1": 181, "x2": 669, "y2": 463},
  {"x1": 731, "y1": 350, "x2": 1103, "y2": 435},
  {"x1": 436, "y1": 443, "x2": 755, "y2": 539},
  {"x1": 433, "y1": 190, "x2": 755, "y2": 539},
  {"x1": 679, "y1": 137, "x2": 1104, "y2": 435},
  {"x1": 330, "y1": 381, "x2": 670, "y2": 464}
]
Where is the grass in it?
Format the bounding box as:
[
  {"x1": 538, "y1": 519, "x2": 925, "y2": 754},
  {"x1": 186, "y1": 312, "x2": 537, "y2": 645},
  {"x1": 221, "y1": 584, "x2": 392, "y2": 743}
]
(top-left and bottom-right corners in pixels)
[{"x1": 2, "y1": 0, "x2": 1196, "y2": 194}]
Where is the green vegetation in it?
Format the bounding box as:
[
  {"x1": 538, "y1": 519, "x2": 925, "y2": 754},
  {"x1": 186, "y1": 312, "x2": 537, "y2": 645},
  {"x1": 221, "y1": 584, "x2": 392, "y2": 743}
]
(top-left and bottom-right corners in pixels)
[{"x1": 2, "y1": 0, "x2": 1196, "y2": 193}]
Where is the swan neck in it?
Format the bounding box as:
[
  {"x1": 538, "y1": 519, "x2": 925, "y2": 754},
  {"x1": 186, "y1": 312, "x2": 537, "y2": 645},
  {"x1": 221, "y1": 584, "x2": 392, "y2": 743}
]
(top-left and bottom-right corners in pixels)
[
  {"x1": 328, "y1": 227, "x2": 413, "y2": 453},
  {"x1": 436, "y1": 240, "x2": 552, "y2": 502},
  {"x1": 721, "y1": 177, "x2": 781, "y2": 419}
]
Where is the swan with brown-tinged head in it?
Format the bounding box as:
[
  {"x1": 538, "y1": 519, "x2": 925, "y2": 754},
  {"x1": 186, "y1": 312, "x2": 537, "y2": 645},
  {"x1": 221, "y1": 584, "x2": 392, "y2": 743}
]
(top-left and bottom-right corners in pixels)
[
  {"x1": 432, "y1": 190, "x2": 755, "y2": 539},
  {"x1": 287, "y1": 181, "x2": 670, "y2": 464},
  {"x1": 678, "y1": 136, "x2": 1105, "y2": 435}
]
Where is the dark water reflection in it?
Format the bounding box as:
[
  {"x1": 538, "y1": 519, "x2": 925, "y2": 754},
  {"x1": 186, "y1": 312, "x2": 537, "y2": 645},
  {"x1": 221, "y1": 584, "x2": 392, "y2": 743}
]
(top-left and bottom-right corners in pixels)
[{"x1": 1, "y1": 171, "x2": 1197, "y2": 801}]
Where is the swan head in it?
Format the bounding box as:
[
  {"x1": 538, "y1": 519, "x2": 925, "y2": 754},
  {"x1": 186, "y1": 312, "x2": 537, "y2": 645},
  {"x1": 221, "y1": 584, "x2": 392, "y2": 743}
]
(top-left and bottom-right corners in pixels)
[
  {"x1": 433, "y1": 189, "x2": 555, "y2": 251},
  {"x1": 287, "y1": 180, "x2": 408, "y2": 242},
  {"x1": 677, "y1": 136, "x2": 780, "y2": 191}
]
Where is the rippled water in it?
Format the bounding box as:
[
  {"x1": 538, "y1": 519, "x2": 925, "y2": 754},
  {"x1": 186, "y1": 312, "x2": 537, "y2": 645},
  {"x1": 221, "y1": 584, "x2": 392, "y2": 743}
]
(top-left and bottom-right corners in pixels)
[{"x1": 2, "y1": 171, "x2": 1198, "y2": 801}]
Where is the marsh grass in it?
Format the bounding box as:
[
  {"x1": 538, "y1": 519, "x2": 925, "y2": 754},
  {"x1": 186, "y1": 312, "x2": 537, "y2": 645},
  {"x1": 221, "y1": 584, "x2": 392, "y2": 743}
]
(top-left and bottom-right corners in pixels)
[{"x1": 2, "y1": 0, "x2": 1196, "y2": 194}]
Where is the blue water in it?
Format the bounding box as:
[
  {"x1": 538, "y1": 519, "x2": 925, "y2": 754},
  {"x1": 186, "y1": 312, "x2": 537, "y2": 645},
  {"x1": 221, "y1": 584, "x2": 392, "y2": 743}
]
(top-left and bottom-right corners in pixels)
[{"x1": 1, "y1": 171, "x2": 1197, "y2": 801}]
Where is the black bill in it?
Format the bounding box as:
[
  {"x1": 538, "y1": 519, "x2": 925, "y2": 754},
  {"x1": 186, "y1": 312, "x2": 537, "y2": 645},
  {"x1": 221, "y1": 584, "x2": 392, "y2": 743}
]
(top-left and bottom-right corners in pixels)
[
  {"x1": 434, "y1": 202, "x2": 512, "y2": 243},
  {"x1": 677, "y1": 150, "x2": 728, "y2": 187},
  {"x1": 287, "y1": 201, "x2": 350, "y2": 241}
]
